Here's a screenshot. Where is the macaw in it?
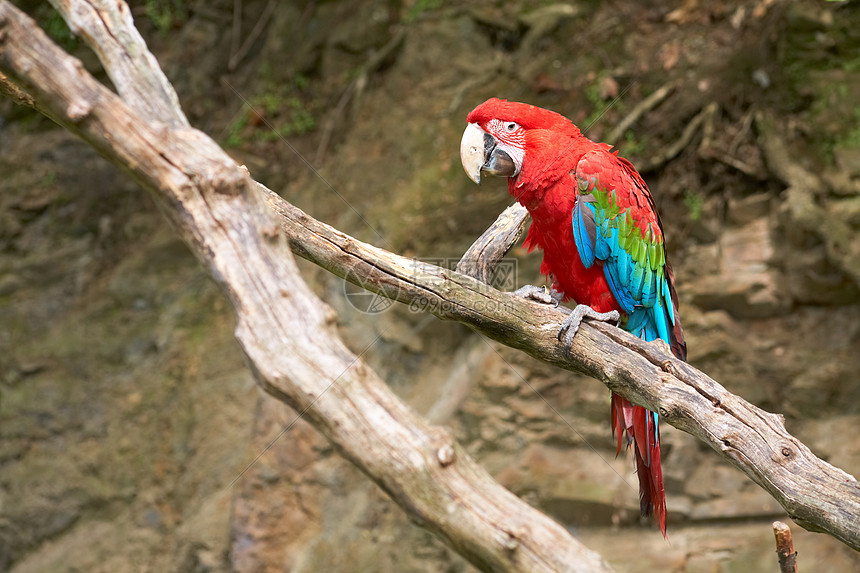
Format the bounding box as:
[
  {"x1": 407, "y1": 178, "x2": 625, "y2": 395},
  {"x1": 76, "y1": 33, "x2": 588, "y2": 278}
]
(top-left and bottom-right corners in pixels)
[{"x1": 459, "y1": 98, "x2": 686, "y2": 535}]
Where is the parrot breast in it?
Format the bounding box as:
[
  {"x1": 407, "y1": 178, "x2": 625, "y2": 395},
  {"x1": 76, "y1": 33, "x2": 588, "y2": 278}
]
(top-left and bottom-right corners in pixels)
[{"x1": 516, "y1": 171, "x2": 621, "y2": 313}]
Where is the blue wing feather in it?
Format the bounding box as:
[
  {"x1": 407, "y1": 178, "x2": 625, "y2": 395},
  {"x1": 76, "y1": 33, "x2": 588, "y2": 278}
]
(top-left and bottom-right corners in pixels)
[
  {"x1": 617, "y1": 248, "x2": 631, "y2": 286},
  {"x1": 652, "y1": 299, "x2": 670, "y2": 342},
  {"x1": 604, "y1": 263, "x2": 636, "y2": 314},
  {"x1": 573, "y1": 197, "x2": 596, "y2": 268}
]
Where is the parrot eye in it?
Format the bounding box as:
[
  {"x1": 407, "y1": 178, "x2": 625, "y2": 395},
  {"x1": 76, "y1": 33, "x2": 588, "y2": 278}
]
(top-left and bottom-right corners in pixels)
[{"x1": 504, "y1": 122, "x2": 520, "y2": 133}]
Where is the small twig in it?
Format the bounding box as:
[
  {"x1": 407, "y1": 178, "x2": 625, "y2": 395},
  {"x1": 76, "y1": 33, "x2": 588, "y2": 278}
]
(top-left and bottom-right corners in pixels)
[
  {"x1": 637, "y1": 102, "x2": 714, "y2": 172},
  {"x1": 448, "y1": 65, "x2": 503, "y2": 115},
  {"x1": 756, "y1": 112, "x2": 826, "y2": 195},
  {"x1": 456, "y1": 202, "x2": 530, "y2": 283},
  {"x1": 314, "y1": 82, "x2": 356, "y2": 163},
  {"x1": 773, "y1": 521, "x2": 798, "y2": 573},
  {"x1": 517, "y1": 3, "x2": 583, "y2": 57},
  {"x1": 227, "y1": 0, "x2": 275, "y2": 71},
  {"x1": 316, "y1": 28, "x2": 406, "y2": 162},
  {"x1": 230, "y1": 0, "x2": 242, "y2": 62},
  {"x1": 706, "y1": 149, "x2": 764, "y2": 178},
  {"x1": 698, "y1": 102, "x2": 717, "y2": 154},
  {"x1": 697, "y1": 106, "x2": 764, "y2": 178},
  {"x1": 605, "y1": 80, "x2": 676, "y2": 145},
  {"x1": 728, "y1": 108, "x2": 754, "y2": 156}
]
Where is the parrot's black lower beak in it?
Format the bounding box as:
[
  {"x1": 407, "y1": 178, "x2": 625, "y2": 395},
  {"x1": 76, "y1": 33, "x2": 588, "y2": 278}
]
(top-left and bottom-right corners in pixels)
[
  {"x1": 482, "y1": 145, "x2": 516, "y2": 178},
  {"x1": 460, "y1": 123, "x2": 517, "y2": 183}
]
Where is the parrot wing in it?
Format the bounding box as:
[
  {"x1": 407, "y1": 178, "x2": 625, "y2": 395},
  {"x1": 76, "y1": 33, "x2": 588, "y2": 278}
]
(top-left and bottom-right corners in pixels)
[{"x1": 571, "y1": 149, "x2": 685, "y2": 359}]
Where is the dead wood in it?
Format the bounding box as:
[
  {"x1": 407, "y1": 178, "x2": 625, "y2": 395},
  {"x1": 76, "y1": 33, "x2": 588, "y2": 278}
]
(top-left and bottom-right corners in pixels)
[
  {"x1": 456, "y1": 202, "x2": 530, "y2": 283},
  {"x1": 773, "y1": 521, "x2": 799, "y2": 573}
]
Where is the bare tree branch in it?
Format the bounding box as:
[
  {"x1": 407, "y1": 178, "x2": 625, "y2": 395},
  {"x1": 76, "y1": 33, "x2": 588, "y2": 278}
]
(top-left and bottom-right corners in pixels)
[
  {"x1": 456, "y1": 202, "x2": 530, "y2": 283},
  {"x1": 0, "y1": 2, "x2": 614, "y2": 572},
  {"x1": 49, "y1": 0, "x2": 189, "y2": 127}
]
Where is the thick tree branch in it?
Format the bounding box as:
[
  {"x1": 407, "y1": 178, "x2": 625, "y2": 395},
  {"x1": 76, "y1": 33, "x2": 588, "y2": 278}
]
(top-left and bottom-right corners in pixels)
[
  {"x1": 264, "y1": 188, "x2": 860, "y2": 549},
  {"x1": 0, "y1": 2, "x2": 613, "y2": 572},
  {"x1": 267, "y1": 175, "x2": 860, "y2": 551}
]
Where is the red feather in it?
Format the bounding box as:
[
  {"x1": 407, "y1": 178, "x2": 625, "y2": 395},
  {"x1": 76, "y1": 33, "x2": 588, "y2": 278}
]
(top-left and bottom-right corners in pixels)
[{"x1": 612, "y1": 394, "x2": 668, "y2": 536}]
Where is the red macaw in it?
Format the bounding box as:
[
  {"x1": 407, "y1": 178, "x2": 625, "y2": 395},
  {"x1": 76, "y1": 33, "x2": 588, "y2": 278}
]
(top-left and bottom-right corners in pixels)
[{"x1": 459, "y1": 98, "x2": 686, "y2": 535}]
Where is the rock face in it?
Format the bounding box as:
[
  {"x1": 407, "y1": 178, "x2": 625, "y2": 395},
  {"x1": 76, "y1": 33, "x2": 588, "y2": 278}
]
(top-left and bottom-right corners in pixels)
[
  {"x1": 688, "y1": 216, "x2": 788, "y2": 318},
  {"x1": 2, "y1": 1, "x2": 860, "y2": 572}
]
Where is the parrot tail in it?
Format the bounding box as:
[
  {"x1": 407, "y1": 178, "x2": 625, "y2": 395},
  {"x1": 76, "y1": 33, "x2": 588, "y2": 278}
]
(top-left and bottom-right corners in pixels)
[{"x1": 611, "y1": 393, "x2": 667, "y2": 536}]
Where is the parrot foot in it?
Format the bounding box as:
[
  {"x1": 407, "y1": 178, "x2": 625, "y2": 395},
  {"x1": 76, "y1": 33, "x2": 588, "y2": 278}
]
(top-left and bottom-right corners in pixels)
[
  {"x1": 514, "y1": 284, "x2": 563, "y2": 307},
  {"x1": 558, "y1": 305, "x2": 621, "y2": 347}
]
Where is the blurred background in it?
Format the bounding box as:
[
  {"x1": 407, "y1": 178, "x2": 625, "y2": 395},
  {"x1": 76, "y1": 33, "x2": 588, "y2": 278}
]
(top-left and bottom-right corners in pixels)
[{"x1": 2, "y1": 0, "x2": 859, "y2": 571}]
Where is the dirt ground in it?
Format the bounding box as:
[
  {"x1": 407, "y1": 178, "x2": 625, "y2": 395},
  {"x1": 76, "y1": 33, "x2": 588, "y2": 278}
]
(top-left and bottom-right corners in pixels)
[{"x1": 2, "y1": 0, "x2": 860, "y2": 571}]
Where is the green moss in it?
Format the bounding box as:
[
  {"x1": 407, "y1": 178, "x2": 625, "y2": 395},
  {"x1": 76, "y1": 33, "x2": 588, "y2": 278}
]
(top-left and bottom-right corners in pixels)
[
  {"x1": 39, "y1": 9, "x2": 78, "y2": 51},
  {"x1": 779, "y1": 2, "x2": 860, "y2": 163},
  {"x1": 224, "y1": 73, "x2": 318, "y2": 148},
  {"x1": 835, "y1": 106, "x2": 860, "y2": 150},
  {"x1": 144, "y1": 0, "x2": 186, "y2": 35},
  {"x1": 39, "y1": 171, "x2": 57, "y2": 188},
  {"x1": 683, "y1": 190, "x2": 704, "y2": 221},
  {"x1": 225, "y1": 111, "x2": 249, "y2": 148},
  {"x1": 405, "y1": 0, "x2": 444, "y2": 22},
  {"x1": 583, "y1": 77, "x2": 608, "y2": 129},
  {"x1": 621, "y1": 129, "x2": 648, "y2": 157}
]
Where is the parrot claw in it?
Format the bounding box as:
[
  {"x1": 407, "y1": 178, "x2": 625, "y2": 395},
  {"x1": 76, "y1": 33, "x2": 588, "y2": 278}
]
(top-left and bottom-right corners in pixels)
[
  {"x1": 514, "y1": 284, "x2": 563, "y2": 307},
  {"x1": 558, "y1": 304, "x2": 621, "y2": 347}
]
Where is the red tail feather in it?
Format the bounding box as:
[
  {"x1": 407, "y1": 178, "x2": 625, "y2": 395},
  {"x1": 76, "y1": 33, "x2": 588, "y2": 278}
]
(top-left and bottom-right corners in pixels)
[{"x1": 611, "y1": 393, "x2": 667, "y2": 536}]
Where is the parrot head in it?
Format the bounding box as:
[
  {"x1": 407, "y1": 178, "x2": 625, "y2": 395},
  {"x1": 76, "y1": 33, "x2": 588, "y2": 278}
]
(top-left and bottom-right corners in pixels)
[{"x1": 459, "y1": 98, "x2": 583, "y2": 188}]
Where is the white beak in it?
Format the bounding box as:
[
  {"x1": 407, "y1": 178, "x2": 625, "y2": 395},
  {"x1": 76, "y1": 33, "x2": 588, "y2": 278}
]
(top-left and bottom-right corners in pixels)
[{"x1": 460, "y1": 122, "x2": 486, "y2": 184}]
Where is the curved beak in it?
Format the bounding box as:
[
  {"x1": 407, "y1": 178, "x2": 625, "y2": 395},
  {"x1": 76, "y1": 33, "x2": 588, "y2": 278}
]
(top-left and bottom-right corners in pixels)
[{"x1": 459, "y1": 123, "x2": 516, "y2": 184}]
